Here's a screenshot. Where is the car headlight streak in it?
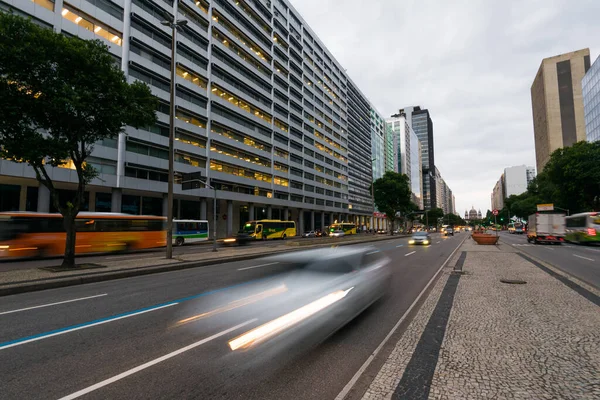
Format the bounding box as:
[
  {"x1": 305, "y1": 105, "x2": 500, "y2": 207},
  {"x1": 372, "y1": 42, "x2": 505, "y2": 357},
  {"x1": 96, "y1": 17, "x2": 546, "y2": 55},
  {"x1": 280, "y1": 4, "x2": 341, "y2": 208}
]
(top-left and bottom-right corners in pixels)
[{"x1": 228, "y1": 287, "x2": 354, "y2": 351}]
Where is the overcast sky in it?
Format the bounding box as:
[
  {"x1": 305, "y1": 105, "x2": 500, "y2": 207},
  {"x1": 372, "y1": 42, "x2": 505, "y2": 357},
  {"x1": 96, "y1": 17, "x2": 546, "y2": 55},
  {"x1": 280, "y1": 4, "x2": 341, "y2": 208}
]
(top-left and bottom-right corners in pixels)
[{"x1": 288, "y1": 0, "x2": 600, "y2": 216}]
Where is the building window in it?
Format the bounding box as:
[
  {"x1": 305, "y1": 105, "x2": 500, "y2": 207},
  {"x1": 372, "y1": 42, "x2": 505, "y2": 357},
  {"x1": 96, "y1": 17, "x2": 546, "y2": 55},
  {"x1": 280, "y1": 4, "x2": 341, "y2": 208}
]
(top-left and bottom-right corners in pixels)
[
  {"x1": 274, "y1": 176, "x2": 289, "y2": 187},
  {"x1": 61, "y1": 5, "x2": 122, "y2": 46},
  {"x1": 212, "y1": 123, "x2": 271, "y2": 152},
  {"x1": 210, "y1": 142, "x2": 271, "y2": 168},
  {"x1": 176, "y1": 65, "x2": 207, "y2": 89},
  {"x1": 210, "y1": 160, "x2": 272, "y2": 183},
  {"x1": 176, "y1": 110, "x2": 206, "y2": 129},
  {"x1": 211, "y1": 85, "x2": 272, "y2": 124},
  {"x1": 175, "y1": 131, "x2": 206, "y2": 148},
  {"x1": 31, "y1": 0, "x2": 54, "y2": 11}
]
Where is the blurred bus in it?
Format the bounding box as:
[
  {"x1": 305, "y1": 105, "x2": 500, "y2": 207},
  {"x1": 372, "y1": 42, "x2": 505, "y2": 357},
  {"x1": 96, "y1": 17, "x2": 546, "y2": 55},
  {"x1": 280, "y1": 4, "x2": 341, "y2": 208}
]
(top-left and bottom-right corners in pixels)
[
  {"x1": 173, "y1": 220, "x2": 209, "y2": 246},
  {"x1": 240, "y1": 220, "x2": 296, "y2": 240},
  {"x1": 329, "y1": 223, "x2": 357, "y2": 235},
  {"x1": 0, "y1": 212, "x2": 166, "y2": 259},
  {"x1": 565, "y1": 212, "x2": 600, "y2": 244}
]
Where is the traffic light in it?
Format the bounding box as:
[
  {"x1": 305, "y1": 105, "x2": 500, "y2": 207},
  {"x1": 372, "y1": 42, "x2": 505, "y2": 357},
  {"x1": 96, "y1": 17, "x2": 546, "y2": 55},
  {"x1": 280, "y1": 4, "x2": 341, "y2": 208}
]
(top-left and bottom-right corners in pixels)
[{"x1": 500, "y1": 217, "x2": 504, "y2": 221}]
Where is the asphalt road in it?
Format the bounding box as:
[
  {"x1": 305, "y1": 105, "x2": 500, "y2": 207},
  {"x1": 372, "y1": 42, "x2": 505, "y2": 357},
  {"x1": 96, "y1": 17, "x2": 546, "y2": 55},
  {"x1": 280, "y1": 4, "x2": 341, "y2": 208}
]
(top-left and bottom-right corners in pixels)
[
  {"x1": 0, "y1": 232, "x2": 465, "y2": 400},
  {"x1": 498, "y1": 231, "x2": 600, "y2": 289}
]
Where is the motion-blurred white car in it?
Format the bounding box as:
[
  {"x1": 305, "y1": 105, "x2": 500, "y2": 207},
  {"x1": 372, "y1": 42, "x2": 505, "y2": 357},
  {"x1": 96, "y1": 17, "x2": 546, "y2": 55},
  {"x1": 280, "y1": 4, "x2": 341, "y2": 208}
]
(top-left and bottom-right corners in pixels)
[{"x1": 329, "y1": 230, "x2": 345, "y2": 238}]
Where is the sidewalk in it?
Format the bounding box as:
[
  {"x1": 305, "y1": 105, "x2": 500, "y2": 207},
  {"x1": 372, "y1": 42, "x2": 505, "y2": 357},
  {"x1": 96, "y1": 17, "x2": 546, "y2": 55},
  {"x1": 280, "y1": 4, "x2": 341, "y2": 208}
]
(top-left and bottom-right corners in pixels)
[
  {"x1": 0, "y1": 234, "x2": 404, "y2": 296},
  {"x1": 362, "y1": 238, "x2": 600, "y2": 399}
]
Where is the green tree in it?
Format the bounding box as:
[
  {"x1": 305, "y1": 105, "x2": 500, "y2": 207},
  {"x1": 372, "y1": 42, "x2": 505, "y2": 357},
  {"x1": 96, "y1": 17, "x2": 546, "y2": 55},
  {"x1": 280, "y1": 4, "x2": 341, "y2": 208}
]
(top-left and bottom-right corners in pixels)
[
  {"x1": 542, "y1": 141, "x2": 600, "y2": 213},
  {"x1": 372, "y1": 171, "x2": 412, "y2": 234},
  {"x1": 0, "y1": 13, "x2": 157, "y2": 268},
  {"x1": 425, "y1": 207, "x2": 444, "y2": 227}
]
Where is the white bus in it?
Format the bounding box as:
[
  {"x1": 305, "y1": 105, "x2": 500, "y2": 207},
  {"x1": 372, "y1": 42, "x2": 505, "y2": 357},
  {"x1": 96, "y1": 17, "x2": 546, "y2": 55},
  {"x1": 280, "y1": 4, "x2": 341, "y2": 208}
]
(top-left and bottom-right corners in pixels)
[{"x1": 173, "y1": 220, "x2": 209, "y2": 246}]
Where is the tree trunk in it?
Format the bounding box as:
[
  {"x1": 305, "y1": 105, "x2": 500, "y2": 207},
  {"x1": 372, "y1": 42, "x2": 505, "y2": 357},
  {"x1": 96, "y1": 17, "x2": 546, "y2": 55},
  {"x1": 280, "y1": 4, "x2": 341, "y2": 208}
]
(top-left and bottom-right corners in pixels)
[{"x1": 61, "y1": 212, "x2": 77, "y2": 268}]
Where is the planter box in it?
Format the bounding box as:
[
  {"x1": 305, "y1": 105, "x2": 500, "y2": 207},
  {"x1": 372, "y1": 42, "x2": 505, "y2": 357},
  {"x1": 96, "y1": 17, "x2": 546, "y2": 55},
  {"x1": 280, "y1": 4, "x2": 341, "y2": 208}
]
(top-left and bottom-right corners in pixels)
[{"x1": 472, "y1": 233, "x2": 499, "y2": 245}]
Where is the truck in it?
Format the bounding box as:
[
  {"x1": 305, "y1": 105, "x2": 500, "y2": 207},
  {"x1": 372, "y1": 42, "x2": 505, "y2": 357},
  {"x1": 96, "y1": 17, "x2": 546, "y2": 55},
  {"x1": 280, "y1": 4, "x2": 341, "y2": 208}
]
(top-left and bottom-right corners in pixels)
[{"x1": 527, "y1": 213, "x2": 566, "y2": 244}]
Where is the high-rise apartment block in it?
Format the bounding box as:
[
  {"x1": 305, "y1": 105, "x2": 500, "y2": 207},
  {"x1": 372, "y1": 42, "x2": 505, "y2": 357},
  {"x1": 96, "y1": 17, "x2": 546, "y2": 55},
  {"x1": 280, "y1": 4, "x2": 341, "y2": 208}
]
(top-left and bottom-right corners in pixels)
[
  {"x1": 399, "y1": 106, "x2": 436, "y2": 209},
  {"x1": 531, "y1": 48, "x2": 591, "y2": 172},
  {"x1": 0, "y1": 0, "x2": 386, "y2": 233},
  {"x1": 386, "y1": 114, "x2": 423, "y2": 209},
  {"x1": 582, "y1": 54, "x2": 600, "y2": 143}
]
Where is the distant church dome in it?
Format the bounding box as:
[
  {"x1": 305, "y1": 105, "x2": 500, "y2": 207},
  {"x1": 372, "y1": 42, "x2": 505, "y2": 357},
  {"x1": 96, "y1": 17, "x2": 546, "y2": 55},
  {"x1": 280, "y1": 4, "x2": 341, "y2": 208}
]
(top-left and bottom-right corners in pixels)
[{"x1": 465, "y1": 206, "x2": 479, "y2": 220}]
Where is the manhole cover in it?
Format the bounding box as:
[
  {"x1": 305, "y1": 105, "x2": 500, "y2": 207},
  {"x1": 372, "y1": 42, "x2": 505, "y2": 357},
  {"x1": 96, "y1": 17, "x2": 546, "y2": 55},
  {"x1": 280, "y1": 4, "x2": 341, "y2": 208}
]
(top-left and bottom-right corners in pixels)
[{"x1": 500, "y1": 279, "x2": 527, "y2": 284}]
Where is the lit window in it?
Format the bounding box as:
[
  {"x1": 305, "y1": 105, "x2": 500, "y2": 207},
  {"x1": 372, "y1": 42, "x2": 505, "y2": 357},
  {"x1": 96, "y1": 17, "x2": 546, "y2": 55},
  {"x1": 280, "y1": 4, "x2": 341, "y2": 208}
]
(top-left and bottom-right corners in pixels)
[
  {"x1": 61, "y1": 6, "x2": 122, "y2": 46},
  {"x1": 31, "y1": 0, "x2": 54, "y2": 11}
]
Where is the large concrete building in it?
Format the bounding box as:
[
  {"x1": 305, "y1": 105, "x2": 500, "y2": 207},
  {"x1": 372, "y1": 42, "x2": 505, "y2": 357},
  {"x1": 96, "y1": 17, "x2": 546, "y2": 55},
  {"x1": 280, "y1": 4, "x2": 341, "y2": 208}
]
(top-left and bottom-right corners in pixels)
[
  {"x1": 386, "y1": 113, "x2": 423, "y2": 209},
  {"x1": 0, "y1": 0, "x2": 383, "y2": 235},
  {"x1": 398, "y1": 106, "x2": 436, "y2": 209},
  {"x1": 582, "y1": 54, "x2": 600, "y2": 143},
  {"x1": 531, "y1": 48, "x2": 591, "y2": 172},
  {"x1": 490, "y1": 165, "x2": 536, "y2": 211}
]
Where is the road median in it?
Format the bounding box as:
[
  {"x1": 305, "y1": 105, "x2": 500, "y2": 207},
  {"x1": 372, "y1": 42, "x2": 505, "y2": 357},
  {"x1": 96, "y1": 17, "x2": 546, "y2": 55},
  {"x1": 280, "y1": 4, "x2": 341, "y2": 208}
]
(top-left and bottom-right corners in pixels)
[{"x1": 0, "y1": 234, "x2": 406, "y2": 297}]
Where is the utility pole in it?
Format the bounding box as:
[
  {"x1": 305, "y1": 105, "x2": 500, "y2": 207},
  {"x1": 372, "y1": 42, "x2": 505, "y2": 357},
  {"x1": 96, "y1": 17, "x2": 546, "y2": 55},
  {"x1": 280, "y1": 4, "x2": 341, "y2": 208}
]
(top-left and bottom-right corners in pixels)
[{"x1": 162, "y1": 13, "x2": 187, "y2": 259}]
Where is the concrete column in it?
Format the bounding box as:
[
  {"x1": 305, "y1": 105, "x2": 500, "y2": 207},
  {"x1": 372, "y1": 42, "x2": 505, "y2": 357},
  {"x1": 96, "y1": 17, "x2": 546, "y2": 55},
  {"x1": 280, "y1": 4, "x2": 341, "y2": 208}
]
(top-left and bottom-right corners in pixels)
[
  {"x1": 37, "y1": 185, "x2": 50, "y2": 212},
  {"x1": 200, "y1": 199, "x2": 207, "y2": 220},
  {"x1": 111, "y1": 188, "x2": 122, "y2": 213},
  {"x1": 88, "y1": 192, "x2": 96, "y2": 212},
  {"x1": 283, "y1": 208, "x2": 289, "y2": 221},
  {"x1": 176, "y1": 199, "x2": 181, "y2": 219},
  {"x1": 248, "y1": 203, "x2": 255, "y2": 220},
  {"x1": 227, "y1": 200, "x2": 233, "y2": 236},
  {"x1": 298, "y1": 209, "x2": 304, "y2": 234},
  {"x1": 330, "y1": 213, "x2": 334, "y2": 225},
  {"x1": 267, "y1": 205, "x2": 272, "y2": 219},
  {"x1": 320, "y1": 212, "x2": 325, "y2": 231},
  {"x1": 19, "y1": 185, "x2": 27, "y2": 211},
  {"x1": 310, "y1": 210, "x2": 315, "y2": 231}
]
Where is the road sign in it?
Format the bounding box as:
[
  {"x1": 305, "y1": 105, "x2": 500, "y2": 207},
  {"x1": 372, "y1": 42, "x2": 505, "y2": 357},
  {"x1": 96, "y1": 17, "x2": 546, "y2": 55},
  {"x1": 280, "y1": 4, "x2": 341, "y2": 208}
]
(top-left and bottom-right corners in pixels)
[
  {"x1": 537, "y1": 203, "x2": 554, "y2": 211},
  {"x1": 492, "y1": 209, "x2": 498, "y2": 216}
]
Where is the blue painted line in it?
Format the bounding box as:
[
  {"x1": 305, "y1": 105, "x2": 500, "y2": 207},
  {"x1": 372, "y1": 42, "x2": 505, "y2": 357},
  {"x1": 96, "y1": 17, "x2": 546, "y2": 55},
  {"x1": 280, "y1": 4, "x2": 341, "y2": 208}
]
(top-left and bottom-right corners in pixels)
[{"x1": 0, "y1": 275, "x2": 274, "y2": 349}]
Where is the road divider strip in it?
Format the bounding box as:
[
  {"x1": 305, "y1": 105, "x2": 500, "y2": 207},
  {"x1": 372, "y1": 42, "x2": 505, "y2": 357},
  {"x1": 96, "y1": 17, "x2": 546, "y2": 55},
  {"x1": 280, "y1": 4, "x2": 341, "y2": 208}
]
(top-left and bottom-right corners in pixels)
[
  {"x1": 0, "y1": 293, "x2": 107, "y2": 316},
  {"x1": 57, "y1": 319, "x2": 257, "y2": 400},
  {"x1": 404, "y1": 251, "x2": 416, "y2": 257}
]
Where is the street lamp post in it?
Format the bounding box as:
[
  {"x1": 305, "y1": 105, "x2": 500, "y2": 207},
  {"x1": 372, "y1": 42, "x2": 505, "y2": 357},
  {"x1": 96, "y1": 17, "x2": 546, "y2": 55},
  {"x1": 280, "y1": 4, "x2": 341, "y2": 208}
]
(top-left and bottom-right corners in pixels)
[
  {"x1": 554, "y1": 206, "x2": 570, "y2": 216},
  {"x1": 162, "y1": 15, "x2": 187, "y2": 260}
]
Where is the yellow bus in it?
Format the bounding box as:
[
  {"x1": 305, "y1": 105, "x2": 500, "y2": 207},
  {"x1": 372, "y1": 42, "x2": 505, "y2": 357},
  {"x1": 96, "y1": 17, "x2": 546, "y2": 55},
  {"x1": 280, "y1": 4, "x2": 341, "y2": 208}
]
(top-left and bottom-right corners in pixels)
[
  {"x1": 329, "y1": 223, "x2": 357, "y2": 235},
  {"x1": 0, "y1": 212, "x2": 166, "y2": 259},
  {"x1": 240, "y1": 220, "x2": 296, "y2": 240}
]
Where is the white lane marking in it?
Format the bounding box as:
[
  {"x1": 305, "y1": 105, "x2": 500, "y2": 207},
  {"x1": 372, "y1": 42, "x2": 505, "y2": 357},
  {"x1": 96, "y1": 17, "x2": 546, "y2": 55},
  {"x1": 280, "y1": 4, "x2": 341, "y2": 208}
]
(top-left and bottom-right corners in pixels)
[
  {"x1": 0, "y1": 304, "x2": 175, "y2": 351},
  {"x1": 396, "y1": 244, "x2": 404, "y2": 248},
  {"x1": 58, "y1": 319, "x2": 257, "y2": 400},
  {"x1": 0, "y1": 294, "x2": 107, "y2": 316},
  {"x1": 237, "y1": 262, "x2": 279, "y2": 271},
  {"x1": 404, "y1": 251, "x2": 416, "y2": 257},
  {"x1": 435, "y1": 241, "x2": 440, "y2": 244},
  {"x1": 573, "y1": 254, "x2": 595, "y2": 262},
  {"x1": 366, "y1": 250, "x2": 380, "y2": 255},
  {"x1": 335, "y1": 234, "x2": 468, "y2": 400},
  {"x1": 543, "y1": 247, "x2": 555, "y2": 251}
]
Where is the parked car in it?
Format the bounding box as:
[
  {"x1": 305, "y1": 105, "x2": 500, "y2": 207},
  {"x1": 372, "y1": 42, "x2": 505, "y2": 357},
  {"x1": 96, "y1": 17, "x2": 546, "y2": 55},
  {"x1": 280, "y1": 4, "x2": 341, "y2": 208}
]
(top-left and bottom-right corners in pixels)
[
  {"x1": 377, "y1": 229, "x2": 386, "y2": 234},
  {"x1": 444, "y1": 227, "x2": 454, "y2": 236},
  {"x1": 409, "y1": 231, "x2": 432, "y2": 245},
  {"x1": 329, "y1": 230, "x2": 345, "y2": 238},
  {"x1": 315, "y1": 230, "x2": 325, "y2": 237},
  {"x1": 302, "y1": 231, "x2": 316, "y2": 238}
]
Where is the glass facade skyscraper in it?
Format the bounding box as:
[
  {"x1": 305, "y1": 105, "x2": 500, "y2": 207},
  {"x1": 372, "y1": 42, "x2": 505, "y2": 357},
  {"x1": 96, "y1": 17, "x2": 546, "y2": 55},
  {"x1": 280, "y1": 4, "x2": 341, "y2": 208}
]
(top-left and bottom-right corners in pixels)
[{"x1": 583, "y1": 54, "x2": 600, "y2": 143}]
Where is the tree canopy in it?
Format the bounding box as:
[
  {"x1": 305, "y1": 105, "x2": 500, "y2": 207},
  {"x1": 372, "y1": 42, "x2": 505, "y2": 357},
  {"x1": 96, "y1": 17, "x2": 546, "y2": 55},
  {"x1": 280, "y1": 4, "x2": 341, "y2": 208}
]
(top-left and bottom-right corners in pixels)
[
  {"x1": 0, "y1": 13, "x2": 157, "y2": 267},
  {"x1": 499, "y1": 141, "x2": 600, "y2": 220},
  {"x1": 372, "y1": 171, "x2": 413, "y2": 231}
]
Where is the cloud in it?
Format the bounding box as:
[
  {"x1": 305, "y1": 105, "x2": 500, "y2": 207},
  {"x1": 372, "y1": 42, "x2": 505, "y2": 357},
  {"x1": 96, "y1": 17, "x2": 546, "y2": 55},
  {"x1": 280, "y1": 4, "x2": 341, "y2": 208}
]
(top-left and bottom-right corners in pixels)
[{"x1": 289, "y1": 0, "x2": 600, "y2": 214}]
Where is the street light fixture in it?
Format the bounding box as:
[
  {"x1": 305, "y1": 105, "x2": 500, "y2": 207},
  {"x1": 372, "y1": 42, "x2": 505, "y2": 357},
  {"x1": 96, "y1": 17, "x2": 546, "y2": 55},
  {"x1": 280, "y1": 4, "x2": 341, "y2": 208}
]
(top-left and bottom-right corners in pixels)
[{"x1": 162, "y1": 15, "x2": 187, "y2": 260}]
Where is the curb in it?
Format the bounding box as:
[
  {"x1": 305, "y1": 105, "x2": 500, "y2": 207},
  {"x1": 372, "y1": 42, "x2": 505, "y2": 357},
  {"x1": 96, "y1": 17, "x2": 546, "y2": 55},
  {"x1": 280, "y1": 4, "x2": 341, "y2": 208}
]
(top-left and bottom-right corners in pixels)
[{"x1": 0, "y1": 235, "x2": 406, "y2": 297}]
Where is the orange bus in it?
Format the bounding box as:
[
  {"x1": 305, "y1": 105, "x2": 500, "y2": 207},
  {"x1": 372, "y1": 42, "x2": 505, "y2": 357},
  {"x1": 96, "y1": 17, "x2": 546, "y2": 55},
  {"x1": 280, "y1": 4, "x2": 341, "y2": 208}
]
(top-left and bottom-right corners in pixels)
[{"x1": 0, "y1": 212, "x2": 167, "y2": 259}]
